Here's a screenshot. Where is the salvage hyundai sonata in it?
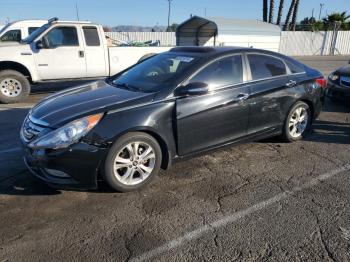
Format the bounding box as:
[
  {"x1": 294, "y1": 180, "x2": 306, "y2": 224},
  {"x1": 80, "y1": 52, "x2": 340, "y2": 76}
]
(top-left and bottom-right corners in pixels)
[{"x1": 21, "y1": 47, "x2": 326, "y2": 192}]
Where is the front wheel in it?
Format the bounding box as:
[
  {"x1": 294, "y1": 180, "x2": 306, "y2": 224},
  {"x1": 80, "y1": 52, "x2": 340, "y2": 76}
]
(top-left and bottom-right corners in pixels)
[
  {"x1": 0, "y1": 70, "x2": 31, "y2": 104},
  {"x1": 103, "y1": 132, "x2": 162, "y2": 192},
  {"x1": 282, "y1": 101, "x2": 312, "y2": 142}
]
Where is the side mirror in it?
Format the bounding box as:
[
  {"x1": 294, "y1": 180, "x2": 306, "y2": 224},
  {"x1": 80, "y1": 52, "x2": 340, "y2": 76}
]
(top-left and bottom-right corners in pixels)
[
  {"x1": 175, "y1": 82, "x2": 209, "y2": 96},
  {"x1": 36, "y1": 39, "x2": 45, "y2": 49}
]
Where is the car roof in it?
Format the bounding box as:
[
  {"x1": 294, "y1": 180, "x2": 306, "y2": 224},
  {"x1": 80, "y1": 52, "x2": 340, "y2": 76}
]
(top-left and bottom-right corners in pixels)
[{"x1": 169, "y1": 46, "x2": 286, "y2": 59}]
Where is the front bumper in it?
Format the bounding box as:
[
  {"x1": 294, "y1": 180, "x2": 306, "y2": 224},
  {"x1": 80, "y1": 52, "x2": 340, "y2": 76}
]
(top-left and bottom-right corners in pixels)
[
  {"x1": 22, "y1": 142, "x2": 108, "y2": 190},
  {"x1": 326, "y1": 81, "x2": 350, "y2": 99}
]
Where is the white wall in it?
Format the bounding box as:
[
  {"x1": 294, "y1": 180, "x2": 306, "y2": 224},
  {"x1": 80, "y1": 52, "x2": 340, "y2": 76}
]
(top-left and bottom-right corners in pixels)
[{"x1": 279, "y1": 31, "x2": 350, "y2": 56}]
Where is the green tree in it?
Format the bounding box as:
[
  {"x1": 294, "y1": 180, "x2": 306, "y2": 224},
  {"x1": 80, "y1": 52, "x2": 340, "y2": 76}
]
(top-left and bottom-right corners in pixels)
[
  {"x1": 166, "y1": 23, "x2": 178, "y2": 32},
  {"x1": 323, "y1": 12, "x2": 350, "y2": 30}
]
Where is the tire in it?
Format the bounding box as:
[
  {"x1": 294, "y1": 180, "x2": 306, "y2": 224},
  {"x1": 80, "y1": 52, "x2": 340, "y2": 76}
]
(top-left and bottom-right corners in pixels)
[
  {"x1": 282, "y1": 101, "x2": 312, "y2": 142},
  {"x1": 103, "y1": 132, "x2": 162, "y2": 192},
  {"x1": 0, "y1": 70, "x2": 31, "y2": 104},
  {"x1": 137, "y1": 53, "x2": 157, "y2": 63}
]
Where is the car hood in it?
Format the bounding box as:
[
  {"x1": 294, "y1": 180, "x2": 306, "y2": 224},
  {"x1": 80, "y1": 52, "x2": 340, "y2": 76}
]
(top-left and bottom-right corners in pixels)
[
  {"x1": 335, "y1": 65, "x2": 350, "y2": 76},
  {"x1": 30, "y1": 80, "x2": 155, "y2": 127}
]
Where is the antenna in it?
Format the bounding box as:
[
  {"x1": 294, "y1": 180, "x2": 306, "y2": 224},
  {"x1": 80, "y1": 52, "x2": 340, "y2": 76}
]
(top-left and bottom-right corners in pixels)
[{"x1": 76, "y1": 3, "x2": 80, "y2": 21}]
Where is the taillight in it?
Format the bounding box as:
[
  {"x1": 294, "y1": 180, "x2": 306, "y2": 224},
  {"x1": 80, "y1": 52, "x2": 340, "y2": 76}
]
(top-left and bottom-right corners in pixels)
[{"x1": 315, "y1": 77, "x2": 327, "y2": 88}]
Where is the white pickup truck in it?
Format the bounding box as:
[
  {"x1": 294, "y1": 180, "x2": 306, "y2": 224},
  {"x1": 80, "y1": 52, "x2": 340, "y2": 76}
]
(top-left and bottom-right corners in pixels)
[{"x1": 0, "y1": 18, "x2": 171, "y2": 103}]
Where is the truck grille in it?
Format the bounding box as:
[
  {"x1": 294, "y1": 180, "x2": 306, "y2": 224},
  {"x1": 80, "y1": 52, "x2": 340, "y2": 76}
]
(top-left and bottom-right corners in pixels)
[{"x1": 21, "y1": 116, "x2": 48, "y2": 143}]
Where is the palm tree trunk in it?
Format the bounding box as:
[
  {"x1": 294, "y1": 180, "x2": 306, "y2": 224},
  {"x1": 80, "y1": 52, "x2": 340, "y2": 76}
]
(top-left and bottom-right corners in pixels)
[
  {"x1": 284, "y1": 0, "x2": 296, "y2": 31},
  {"x1": 291, "y1": 0, "x2": 300, "y2": 31},
  {"x1": 269, "y1": 0, "x2": 275, "y2": 23},
  {"x1": 263, "y1": 0, "x2": 268, "y2": 22},
  {"x1": 276, "y1": 0, "x2": 284, "y2": 25}
]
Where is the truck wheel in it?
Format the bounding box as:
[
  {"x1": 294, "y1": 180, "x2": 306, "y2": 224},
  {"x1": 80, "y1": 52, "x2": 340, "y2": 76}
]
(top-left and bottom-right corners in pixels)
[
  {"x1": 0, "y1": 70, "x2": 31, "y2": 104},
  {"x1": 137, "y1": 53, "x2": 157, "y2": 63}
]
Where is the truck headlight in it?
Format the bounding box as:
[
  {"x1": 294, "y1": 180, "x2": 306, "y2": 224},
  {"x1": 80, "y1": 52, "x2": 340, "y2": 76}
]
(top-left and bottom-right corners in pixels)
[{"x1": 28, "y1": 113, "x2": 103, "y2": 149}]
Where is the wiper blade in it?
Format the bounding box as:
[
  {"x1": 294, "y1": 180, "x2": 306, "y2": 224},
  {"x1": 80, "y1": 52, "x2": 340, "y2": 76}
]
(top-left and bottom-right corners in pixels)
[{"x1": 115, "y1": 82, "x2": 139, "y2": 91}]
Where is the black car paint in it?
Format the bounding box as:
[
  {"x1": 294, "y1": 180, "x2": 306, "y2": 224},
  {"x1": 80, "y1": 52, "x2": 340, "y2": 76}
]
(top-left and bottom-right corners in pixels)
[
  {"x1": 21, "y1": 47, "x2": 324, "y2": 189},
  {"x1": 327, "y1": 64, "x2": 350, "y2": 99}
]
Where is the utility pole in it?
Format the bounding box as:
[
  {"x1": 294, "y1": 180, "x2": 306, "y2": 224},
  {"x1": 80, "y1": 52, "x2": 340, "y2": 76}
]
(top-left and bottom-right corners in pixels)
[
  {"x1": 76, "y1": 3, "x2": 80, "y2": 21},
  {"x1": 167, "y1": 0, "x2": 173, "y2": 31},
  {"x1": 318, "y1": 3, "x2": 324, "y2": 20},
  {"x1": 311, "y1": 8, "x2": 314, "y2": 19}
]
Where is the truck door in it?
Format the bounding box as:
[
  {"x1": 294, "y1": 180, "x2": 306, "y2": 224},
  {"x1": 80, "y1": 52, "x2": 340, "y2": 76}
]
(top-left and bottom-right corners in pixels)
[
  {"x1": 81, "y1": 26, "x2": 108, "y2": 77},
  {"x1": 33, "y1": 25, "x2": 86, "y2": 80}
]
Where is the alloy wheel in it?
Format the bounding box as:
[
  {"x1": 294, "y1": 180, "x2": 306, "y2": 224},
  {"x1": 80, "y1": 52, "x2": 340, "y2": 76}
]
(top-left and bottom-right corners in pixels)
[
  {"x1": 288, "y1": 106, "x2": 309, "y2": 138},
  {"x1": 113, "y1": 141, "x2": 156, "y2": 186}
]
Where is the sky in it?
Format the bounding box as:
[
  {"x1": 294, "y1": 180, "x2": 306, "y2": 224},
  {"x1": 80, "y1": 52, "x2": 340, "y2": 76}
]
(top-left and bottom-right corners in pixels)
[{"x1": 0, "y1": 0, "x2": 349, "y2": 26}]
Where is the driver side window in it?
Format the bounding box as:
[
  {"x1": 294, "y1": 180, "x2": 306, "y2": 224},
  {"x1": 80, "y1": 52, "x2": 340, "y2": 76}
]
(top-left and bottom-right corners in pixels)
[
  {"x1": 189, "y1": 55, "x2": 243, "y2": 89},
  {"x1": 43, "y1": 26, "x2": 79, "y2": 48}
]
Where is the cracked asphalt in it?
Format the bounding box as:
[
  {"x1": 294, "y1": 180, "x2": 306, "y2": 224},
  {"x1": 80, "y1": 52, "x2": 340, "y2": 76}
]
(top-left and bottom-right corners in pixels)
[{"x1": 0, "y1": 56, "x2": 350, "y2": 262}]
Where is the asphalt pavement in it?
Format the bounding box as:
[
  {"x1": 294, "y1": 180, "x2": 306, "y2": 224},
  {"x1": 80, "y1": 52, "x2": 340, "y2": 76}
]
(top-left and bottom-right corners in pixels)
[{"x1": 0, "y1": 56, "x2": 350, "y2": 262}]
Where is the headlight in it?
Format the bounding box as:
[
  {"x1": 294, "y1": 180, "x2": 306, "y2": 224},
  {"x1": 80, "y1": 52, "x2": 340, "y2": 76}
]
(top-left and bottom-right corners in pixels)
[
  {"x1": 28, "y1": 113, "x2": 103, "y2": 149},
  {"x1": 329, "y1": 73, "x2": 339, "y2": 81}
]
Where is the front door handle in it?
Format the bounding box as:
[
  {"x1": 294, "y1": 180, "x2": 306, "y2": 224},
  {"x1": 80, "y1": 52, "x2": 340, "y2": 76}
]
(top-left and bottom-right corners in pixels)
[
  {"x1": 236, "y1": 93, "x2": 250, "y2": 101},
  {"x1": 79, "y1": 50, "x2": 84, "y2": 58},
  {"x1": 286, "y1": 80, "x2": 297, "y2": 87}
]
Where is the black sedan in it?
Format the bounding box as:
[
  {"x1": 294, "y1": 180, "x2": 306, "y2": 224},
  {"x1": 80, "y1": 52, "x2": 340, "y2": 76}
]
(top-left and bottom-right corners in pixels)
[
  {"x1": 21, "y1": 47, "x2": 326, "y2": 192},
  {"x1": 327, "y1": 64, "x2": 350, "y2": 100}
]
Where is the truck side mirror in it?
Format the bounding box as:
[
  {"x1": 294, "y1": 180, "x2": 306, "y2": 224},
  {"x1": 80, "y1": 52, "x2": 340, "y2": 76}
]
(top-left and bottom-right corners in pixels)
[{"x1": 36, "y1": 39, "x2": 45, "y2": 49}]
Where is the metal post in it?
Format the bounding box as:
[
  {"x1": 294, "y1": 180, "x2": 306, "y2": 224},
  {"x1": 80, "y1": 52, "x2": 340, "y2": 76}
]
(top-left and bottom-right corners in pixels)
[
  {"x1": 76, "y1": 3, "x2": 80, "y2": 21},
  {"x1": 318, "y1": 3, "x2": 324, "y2": 20},
  {"x1": 167, "y1": 0, "x2": 173, "y2": 31}
]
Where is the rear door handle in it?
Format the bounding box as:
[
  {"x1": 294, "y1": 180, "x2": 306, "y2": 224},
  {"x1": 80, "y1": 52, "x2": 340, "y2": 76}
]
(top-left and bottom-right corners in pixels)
[
  {"x1": 79, "y1": 50, "x2": 84, "y2": 58},
  {"x1": 236, "y1": 93, "x2": 250, "y2": 101},
  {"x1": 286, "y1": 80, "x2": 297, "y2": 87}
]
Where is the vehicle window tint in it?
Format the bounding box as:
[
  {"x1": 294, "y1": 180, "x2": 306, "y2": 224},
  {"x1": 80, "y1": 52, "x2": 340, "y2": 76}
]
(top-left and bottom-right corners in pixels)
[
  {"x1": 0, "y1": 30, "x2": 21, "y2": 42},
  {"x1": 189, "y1": 55, "x2": 243, "y2": 88},
  {"x1": 285, "y1": 60, "x2": 304, "y2": 74},
  {"x1": 28, "y1": 27, "x2": 39, "y2": 35},
  {"x1": 44, "y1": 26, "x2": 78, "y2": 48},
  {"x1": 248, "y1": 54, "x2": 286, "y2": 80},
  {"x1": 83, "y1": 26, "x2": 100, "y2": 46}
]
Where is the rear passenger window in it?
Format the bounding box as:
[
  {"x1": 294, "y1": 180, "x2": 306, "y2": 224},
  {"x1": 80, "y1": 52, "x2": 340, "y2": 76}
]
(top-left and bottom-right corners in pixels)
[
  {"x1": 248, "y1": 54, "x2": 286, "y2": 80},
  {"x1": 285, "y1": 60, "x2": 304, "y2": 73},
  {"x1": 83, "y1": 27, "x2": 100, "y2": 46},
  {"x1": 0, "y1": 30, "x2": 21, "y2": 42},
  {"x1": 189, "y1": 55, "x2": 243, "y2": 89},
  {"x1": 28, "y1": 27, "x2": 39, "y2": 35}
]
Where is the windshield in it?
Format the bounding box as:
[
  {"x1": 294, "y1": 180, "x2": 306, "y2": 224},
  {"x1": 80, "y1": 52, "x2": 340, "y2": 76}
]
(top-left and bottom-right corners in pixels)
[
  {"x1": 22, "y1": 23, "x2": 50, "y2": 43},
  {"x1": 111, "y1": 53, "x2": 199, "y2": 92}
]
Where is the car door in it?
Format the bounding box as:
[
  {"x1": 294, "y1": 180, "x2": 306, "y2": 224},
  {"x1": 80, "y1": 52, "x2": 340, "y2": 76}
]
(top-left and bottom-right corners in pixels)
[
  {"x1": 33, "y1": 25, "x2": 86, "y2": 80},
  {"x1": 245, "y1": 53, "x2": 291, "y2": 135},
  {"x1": 176, "y1": 54, "x2": 250, "y2": 156},
  {"x1": 82, "y1": 26, "x2": 108, "y2": 77}
]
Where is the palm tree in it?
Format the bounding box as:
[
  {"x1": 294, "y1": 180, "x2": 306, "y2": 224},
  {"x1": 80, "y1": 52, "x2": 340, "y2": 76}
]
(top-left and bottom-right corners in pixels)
[
  {"x1": 263, "y1": 0, "x2": 268, "y2": 22},
  {"x1": 290, "y1": 0, "x2": 300, "y2": 31},
  {"x1": 284, "y1": 0, "x2": 296, "y2": 31},
  {"x1": 269, "y1": 0, "x2": 275, "y2": 23},
  {"x1": 276, "y1": 0, "x2": 285, "y2": 25},
  {"x1": 323, "y1": 12, "x2": 350, "y2": 30}
]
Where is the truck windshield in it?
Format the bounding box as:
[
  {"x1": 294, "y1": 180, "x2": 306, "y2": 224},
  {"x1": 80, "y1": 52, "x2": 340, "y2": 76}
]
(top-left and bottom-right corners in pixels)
[
  {"x1": 0, "y1": 23, "x2": 13, "y2": 36},
  {"x1": 110, "y1": 53, "x2": 199, "y2": 92},
  {"x1": 22, "y1": 23, "x2": 50, "y2": 43}
]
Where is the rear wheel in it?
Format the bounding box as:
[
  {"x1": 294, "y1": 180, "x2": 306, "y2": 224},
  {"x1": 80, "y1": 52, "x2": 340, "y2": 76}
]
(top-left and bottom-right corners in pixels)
[
  {"x1": 282, "y1": 101, "x2": 311, "y2": 142},
  {"x1": 0, "y1": 70, "x2": 30, "y2": 104},
  {"x1": 103, "y1": 132, "x2": 162, "y2": 192}
]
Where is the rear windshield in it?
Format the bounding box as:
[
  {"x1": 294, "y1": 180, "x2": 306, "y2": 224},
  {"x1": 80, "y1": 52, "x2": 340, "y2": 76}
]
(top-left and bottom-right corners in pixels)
[{"x1": 110, "y1": 53, "x2": 199, "y2": 92}]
